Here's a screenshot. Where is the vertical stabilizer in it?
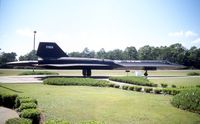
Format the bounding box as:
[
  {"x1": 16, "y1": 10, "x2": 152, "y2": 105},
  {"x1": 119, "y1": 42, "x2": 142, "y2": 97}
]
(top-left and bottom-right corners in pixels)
[{"x1": 37, "y1": 42, "x2": 68, "y2": 59}]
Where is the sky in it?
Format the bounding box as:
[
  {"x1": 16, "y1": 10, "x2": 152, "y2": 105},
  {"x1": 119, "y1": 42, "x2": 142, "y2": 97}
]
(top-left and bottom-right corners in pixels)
[{"x1": 0, "y1": 0, "x2": 200, "y2": 57}]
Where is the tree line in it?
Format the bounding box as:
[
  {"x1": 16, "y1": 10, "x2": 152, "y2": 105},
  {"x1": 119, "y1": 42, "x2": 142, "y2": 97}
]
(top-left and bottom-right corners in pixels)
[{"x1": 0, "y1": 43, "x2": 200, "y2": 68}]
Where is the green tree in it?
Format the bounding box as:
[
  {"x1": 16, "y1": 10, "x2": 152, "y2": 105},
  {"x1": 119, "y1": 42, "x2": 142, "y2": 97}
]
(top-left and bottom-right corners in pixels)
[
  {"x1": 19, "y1": 50, "x2": 37, "y2": 61},
  {"x1": 0, "y1": 52, "x2": 17, "y2": 64},
  {"x1": 96, "y1": 48, "x2": 107, "y2": 59},
  {"x1": 124, "y1": 46, "x2": 138, "y2": 60},
  {"x1": 138, "y1": 45, "x2": 155, "y2": 60}
]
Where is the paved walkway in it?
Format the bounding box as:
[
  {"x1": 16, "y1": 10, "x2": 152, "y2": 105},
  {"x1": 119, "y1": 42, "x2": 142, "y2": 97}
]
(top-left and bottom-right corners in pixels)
[
  {"x1": 0, "y1": 75, "x2": 43, "y2": 83},
  {"x1": 0, "y1": 107, "x2": 19, "y2": 124}
]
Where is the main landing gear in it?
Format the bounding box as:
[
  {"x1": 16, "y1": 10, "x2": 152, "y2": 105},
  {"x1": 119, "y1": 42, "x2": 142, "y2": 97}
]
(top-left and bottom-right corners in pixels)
[{"x1": 82, "y1": 69, "x2": 91, "y2": 77}]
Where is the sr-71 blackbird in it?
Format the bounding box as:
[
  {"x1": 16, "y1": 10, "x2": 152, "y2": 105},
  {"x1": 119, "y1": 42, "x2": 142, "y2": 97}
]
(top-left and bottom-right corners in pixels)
[{"x1": 7, "y1": 42, "x2": 184, "y2": 77}]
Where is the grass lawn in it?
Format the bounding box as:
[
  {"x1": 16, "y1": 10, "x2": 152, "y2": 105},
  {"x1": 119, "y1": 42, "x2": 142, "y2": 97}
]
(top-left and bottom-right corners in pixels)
[
  {"x1": 150, "y1": 77, "x2": 200, "y2": 87},
  {"x1": 0, "y1": 84, "x2": 200, "y2": 124}
]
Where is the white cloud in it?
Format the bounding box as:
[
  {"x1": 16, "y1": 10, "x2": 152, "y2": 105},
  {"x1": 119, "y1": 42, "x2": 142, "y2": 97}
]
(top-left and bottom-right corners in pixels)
[
  {"x1": 185, "y1": 31, "x2": 198, "y2": 37},
  {"x1": 168, "y1": 31, "x2": 184, "y2": 37},
  {"x1": 168, "y1": 30, "x2": 198, "y2": 38},
  {"x1": 192, "y1": 38, "x2": 200, "y2": 44}
]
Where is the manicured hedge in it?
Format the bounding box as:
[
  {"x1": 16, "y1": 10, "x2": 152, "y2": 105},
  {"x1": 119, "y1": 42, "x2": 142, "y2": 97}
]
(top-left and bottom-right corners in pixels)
[
  {"x1": 44, "y1": 78, "x2": 110, "y2": 87},
  {"x1": 15, "y1": 96, "x2": 38, "y2": 108},
  {"x1": 171, "y1": 88, "x2": 200, "y2": 114},
  {"x1": 135, "y1": 86, "x2": 142, "y2": 92},
  {"x1": 154, "y1": 89, "x2": 162, "y2": 94},
  {"x1": 0, "y1": 93, "x2": 18, "y2": 108},
  {"x1": 6, "y1": 118, "x2": 32, "y2": 124},
  {"x1": 122, "y1": 85, "x2": 129, "y2": 90},
  {"x1": 19, "y1": 71, "x2": 58, "y2": 75},
  {"x1": 162, "y1": 88, "x2": 181, "y2": 95},
  {"x1": 18, "y1": 103, "x2": 37, "y2": 112},
  {"x1": 161, "y1": 83, "x2": 168, "y2": 88},
  {"x1": 114, "y1": 84, "x2": 120, "y2": 88},
  {"x1": 109, "y1": 76, "x2": 157, "y2": 87},
  {"x1": 20, "y1": 109, "x2": 41, "y2": 124},
  {"x1": 128, "y1": 86, "x2": 135, "y2": 91},
  {"x1": 187, "y1": 72, "x2": 200, "y2": 76},
  {"x1": 144, "y1": 88, "x2": 153, "y2": 93}
]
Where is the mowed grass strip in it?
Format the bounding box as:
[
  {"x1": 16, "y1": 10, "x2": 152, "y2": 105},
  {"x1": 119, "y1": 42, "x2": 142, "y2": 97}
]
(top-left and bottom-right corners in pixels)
[
  {"x1": 150, "y1": 77, "x2": 200, "y2": 87},
  {"x1": 43, "y1": 78, "x2": 110, "y2": 87},
  {"x1": 0, "y1": 84, "x2": 200, "y2": 124}
]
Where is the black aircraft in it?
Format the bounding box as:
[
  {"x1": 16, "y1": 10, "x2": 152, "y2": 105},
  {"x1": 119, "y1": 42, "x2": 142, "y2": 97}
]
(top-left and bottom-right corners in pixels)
[{"x1": 7, "y1": 42, "x2": 184, "y2": 77}]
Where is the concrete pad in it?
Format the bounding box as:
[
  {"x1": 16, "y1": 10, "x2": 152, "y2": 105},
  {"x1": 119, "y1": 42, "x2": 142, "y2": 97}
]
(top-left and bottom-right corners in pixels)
[{"x1": 0, "y1": 107, "x2": 19, "y2": 124}]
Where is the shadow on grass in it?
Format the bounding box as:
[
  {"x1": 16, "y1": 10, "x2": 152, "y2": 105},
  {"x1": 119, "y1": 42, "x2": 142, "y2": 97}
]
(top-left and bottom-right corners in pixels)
[{"x1": 0, "y1": 85, "x2": 23, "y2": 93}]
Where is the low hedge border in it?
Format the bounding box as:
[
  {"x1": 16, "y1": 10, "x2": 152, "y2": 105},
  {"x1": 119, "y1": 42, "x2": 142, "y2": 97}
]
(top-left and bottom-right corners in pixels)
[
  {"x1": 5, "y1": 118, "x2": 32, "y2": 124},
  {"x1": 0, "y1": 92, "x2": 41, "y2": 124},
  {"x1": 43, "y1": 78, "x2": 110, "y2": 87},
  {"x1": 109, "y1": 76, "x2": 157, "y2": 87}
]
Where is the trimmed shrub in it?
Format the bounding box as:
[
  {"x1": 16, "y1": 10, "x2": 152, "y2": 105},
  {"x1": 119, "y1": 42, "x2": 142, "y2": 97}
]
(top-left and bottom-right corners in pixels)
[
  {"x1": 161, "y1": 83, "x2": 168, "y2": 88},
  {"x1": 187, "y1": 72, "x2": 200, "y2": 76},
  {"x1": 15, "y1": 96, "x2": 31, "y2": 108},
  {"x1": 128, "y1": 86, "x2": 135, "y2": 91},
  {"x1": 171, "y1": 88, "x2": 200, "y2": 114},
  {"x1": 19, "y1": 71, "x2": 58, "y2": 75},
  {"x1": 109, "y1": 76, "x2": 157, "y2": 87},
  {"x1": 0, "y1": 94, "x2": 2, "y2": 106},
  {"x1": 171, "y1": 89, "x2": 181, "y2": 95},
  {"x1": 154, "y1": 89, "x2": 162, "y2": 94},
  {"x1": 122, "y1": 85, "x2": 129, "y2": 90},
  {"x1": 44, "y1": 78, "x2": 110, "y2": 87},
  {"x1": 20, "y1": 109, "x2": 41, "y2": 124},
  {"x1": 114, "y1": 84, "x2": 120, "y2": 88},
  {"x1": 171, "y1": 84, "x2": 177, "y2": 88},
  {"x1": 6, "y1": 118, "x2": 32, "y2": 124},
  {"x1": 2, "y1": 94, "x2": 18, "y2": 108},
  {"x1": 162, "y1": 88, "x2": 172, "y2": 95},
  {"x1": 135, "y1": 86, "x2": 142, "y2": 92},
  {"x1": 18, "y1": 103, "x2": 37, "y2": 112},
  {"x1": 44, "y1": 119, "x2": 70, "y2": 124},
  {"x1": 144, "y1": 88, "x2": 153, "y2": 93},
  {"x1": 196, "y1": 85, "x2": 200, "y2": 88},
  {"x1": 107, "y1": 83, "x2": 115, "y2": 87}
]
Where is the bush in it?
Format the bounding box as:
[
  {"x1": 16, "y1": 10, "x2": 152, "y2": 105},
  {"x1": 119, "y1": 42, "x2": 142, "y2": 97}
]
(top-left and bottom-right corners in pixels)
[
  {"x1": 107, "y1": 83, "x2": 115, "y2": 87},
  {"x1": 0, "y1": 94, "x2": 2, "y2": 106},
  {"x1": 114, "y1": 84, "x2": 120, "y2": 88},
  {"x1": 161, "y1": 83, "x2": 168, "y2": 88},
  {"x1": 15, "y1": 96, "x2": 31, "y2": 108},
  {"x1": 135, "y1": 86, "x2": 142, "y2": 92},
  {"x1": 122, "y1": 85, "x2": 129, "y2": 90},
  {"x1": 162, "y1": 88, "x2": 181, "y2": 95},
  {"x1": 144, "y1": 88, "x2": 153, "y2": 93},
  {"x1": 18, "y1": 103, "x2": 37, "y2": 112},
  {"x1": 171, "y1": 88, "x2": 200, "y2": 114},
  {"x1": 19, "y1": 71, "x2": 58, "y2": 75},
  {"x1": 2, "y1": 94, "x2": 18, "y2": 108},
  {"x1": 187, "y1": 72, "x2": 200, "y2": 76},
  {"x1": 171, "y1": 84, "x2": 176, "y2": 88},
  {"x1": 20, "y1": 109, "x2": 41, "y2": 124},
  {"x1": 44, "y1": 119, "x2": 70, "y2": 124},
  {"x1": 128, "y1": 86, "x2": 135, "y2": 91},
  {"x1": 6, "y1": 118, "x2": 32, "y2": 124},
  {"x1": 44, "y1": 78, "x2": 110, "y2": 87},
  {"x1": 109, "y1": 76, "x2": 157, "y2": 87},
  {"x1": 16, "y1": 97, "x2": 38, "y2": 108},
  {"x1": 154, "y1": 89, "x2": 162, "y2": 94},
  {"x1": 196, "y1": 85, "x2": 200, "y2": 88}
]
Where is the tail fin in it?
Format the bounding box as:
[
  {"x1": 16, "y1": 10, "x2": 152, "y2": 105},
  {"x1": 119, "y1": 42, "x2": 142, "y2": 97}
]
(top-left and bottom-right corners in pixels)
[{"x1": 37, "y1": 42, "x2": 68, "y2": 59}]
